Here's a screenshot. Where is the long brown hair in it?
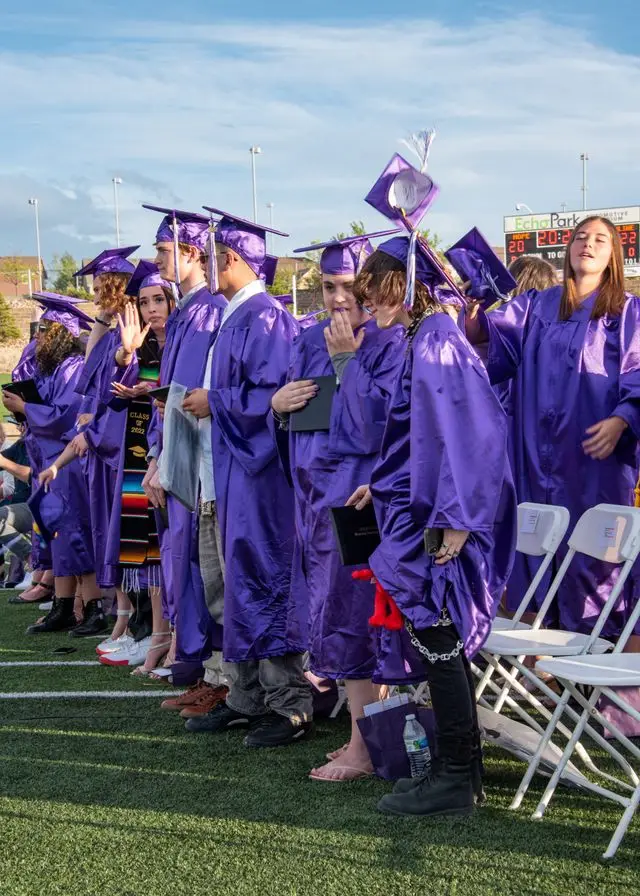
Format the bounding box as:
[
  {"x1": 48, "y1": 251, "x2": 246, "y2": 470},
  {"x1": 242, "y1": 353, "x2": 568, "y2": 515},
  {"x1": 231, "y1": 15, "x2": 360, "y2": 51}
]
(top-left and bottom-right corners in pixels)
[
  {"x1": 560, "y1": 216, "x2": 626, "y2": 320},
  {"x1": 508, "y1": 255, "x2": 557, "y2": 294},
  {"x1": 353, "y1": 250, "x2": 443, "y2": 318}
]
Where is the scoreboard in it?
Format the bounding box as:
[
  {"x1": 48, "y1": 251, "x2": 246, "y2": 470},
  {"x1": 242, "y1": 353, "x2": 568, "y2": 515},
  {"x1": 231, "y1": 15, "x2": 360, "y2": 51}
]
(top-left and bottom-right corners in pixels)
[{"x1": 503, "y1": 206, "x2": 640, "y2": 276}]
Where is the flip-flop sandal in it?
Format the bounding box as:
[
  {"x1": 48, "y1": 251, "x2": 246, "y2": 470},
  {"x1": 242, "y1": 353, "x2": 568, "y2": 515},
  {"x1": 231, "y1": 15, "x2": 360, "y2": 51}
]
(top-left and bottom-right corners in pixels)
[
  {"x1": 309, "y1": 765, "x2": 374, "y2": 783},
  {"x1": 326, "y1": 743, "x2": 350, "y2": 761},
  {"x1": 147, "y1": 667, "x2": 173, "y2": 684},
  {"x1": 8, "y1": 585, "x2": 54, "y2": 605}
]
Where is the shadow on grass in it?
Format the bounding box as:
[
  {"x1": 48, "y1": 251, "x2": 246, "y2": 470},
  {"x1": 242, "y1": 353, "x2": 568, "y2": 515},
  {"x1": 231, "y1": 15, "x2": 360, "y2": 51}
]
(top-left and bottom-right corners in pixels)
[{"x1": 0, "y1": 701, "x2": 638, "y2": 874}]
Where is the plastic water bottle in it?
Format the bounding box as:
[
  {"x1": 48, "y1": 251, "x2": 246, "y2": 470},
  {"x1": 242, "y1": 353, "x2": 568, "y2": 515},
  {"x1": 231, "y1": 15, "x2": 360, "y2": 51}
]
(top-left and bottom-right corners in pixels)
[{"x1": 403, "y1": 713, "x2": 431, "y2": 777}]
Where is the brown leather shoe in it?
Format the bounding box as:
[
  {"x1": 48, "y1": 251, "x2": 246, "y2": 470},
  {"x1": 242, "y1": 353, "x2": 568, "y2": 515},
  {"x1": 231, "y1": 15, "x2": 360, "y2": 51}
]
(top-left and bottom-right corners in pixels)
[
  {"x1": 180, "y1": 685, "x2": 229, "y2": 719},
  {"x1": 160, "y1": 679, "x2": 212, "y2": 711}
]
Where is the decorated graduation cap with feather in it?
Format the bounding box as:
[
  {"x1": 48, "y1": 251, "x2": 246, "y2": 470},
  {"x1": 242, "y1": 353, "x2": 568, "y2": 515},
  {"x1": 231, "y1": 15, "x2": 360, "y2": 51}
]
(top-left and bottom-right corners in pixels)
[{"x1": 365, "y1": 129, "x2": 466, "y2": 309}]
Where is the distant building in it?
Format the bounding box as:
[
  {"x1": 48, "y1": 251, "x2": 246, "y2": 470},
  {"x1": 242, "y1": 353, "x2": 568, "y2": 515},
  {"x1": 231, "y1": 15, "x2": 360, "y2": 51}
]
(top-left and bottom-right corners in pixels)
[{"x1": 0, "y1": 256, "x2": 47, "y2": 298}]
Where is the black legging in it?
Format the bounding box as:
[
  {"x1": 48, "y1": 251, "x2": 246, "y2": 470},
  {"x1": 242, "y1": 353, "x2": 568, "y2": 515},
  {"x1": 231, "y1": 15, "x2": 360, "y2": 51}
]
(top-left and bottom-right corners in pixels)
[{"x1": 414, "y1": 622, "x2": 479, "y2": 765}]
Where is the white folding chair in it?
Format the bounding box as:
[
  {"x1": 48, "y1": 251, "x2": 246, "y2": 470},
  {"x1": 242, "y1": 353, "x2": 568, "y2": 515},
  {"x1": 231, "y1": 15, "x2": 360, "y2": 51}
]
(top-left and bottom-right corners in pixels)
[
  {"x1": 527, "y1": 653, "x2": 640, "y2": 859},
  {"x1": 475, "y1": 503, "x2": 570, "y2": 710},
  {"x1": 477, "y1": 505, "x2": 640, "y2": 780}
]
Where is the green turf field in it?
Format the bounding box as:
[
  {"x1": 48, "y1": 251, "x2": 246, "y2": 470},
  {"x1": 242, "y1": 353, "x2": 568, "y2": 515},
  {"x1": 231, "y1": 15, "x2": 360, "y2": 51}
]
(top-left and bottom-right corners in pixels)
[{"x1": 0, "y1": 596, "x2": 638, "y2": 896}]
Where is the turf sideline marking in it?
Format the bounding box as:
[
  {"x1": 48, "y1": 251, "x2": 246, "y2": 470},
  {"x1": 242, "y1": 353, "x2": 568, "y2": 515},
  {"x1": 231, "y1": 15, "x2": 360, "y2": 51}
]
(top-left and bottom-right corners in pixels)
[
  {"x1": 0, "y1": 661, "x2": 101, "y2": 667},
  {"x1": 0, "y1": 690, "x2": 182, "y2": 699}
]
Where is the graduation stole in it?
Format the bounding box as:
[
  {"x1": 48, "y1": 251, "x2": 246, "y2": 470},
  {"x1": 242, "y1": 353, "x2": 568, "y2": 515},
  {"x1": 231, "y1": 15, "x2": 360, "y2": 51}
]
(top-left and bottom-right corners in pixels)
[{"x1": 118, "y1": 341, "x2": 162, "y2": 569}]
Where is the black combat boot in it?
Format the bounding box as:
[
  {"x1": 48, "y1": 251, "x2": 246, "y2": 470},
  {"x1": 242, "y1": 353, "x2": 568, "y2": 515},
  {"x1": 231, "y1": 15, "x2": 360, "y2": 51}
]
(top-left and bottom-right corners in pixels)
[
  {"x1": 26, "y1": 597, "x2": 76, "y2": 634},
  {"x1": 69, "y1": 599, "x2": 108, "y2": 638},
  {"x1": 379, "y1": 757, "x2": 474, "y2": 818}
]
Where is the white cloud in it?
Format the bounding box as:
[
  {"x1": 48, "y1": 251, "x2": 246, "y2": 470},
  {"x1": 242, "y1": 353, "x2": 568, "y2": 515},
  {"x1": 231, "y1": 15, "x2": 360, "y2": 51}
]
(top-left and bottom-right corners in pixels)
[{"x1": 0, "y1": 13, "x2": 638, "y2": 261}]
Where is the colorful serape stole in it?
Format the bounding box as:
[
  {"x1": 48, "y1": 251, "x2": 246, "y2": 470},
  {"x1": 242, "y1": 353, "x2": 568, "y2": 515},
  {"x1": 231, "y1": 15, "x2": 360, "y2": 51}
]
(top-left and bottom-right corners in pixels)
[{"x1": 118, "y1": 360, "x2": 161, "y2": 575}]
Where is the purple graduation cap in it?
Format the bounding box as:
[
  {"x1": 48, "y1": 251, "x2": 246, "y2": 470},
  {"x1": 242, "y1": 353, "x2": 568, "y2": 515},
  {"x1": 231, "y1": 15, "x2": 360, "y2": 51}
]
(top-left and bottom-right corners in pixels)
[
  {"x1": 272, "y1": 294, "x2": 293, "y2": 306},
  {"x1": 143, "y1": 205, "x2": 211, "y2": 251},
  {"x1": 28, "y1": 484, "x2": 67, "y2": 543},
  {"x1": 203, "y1": 206, "x2": 288, "y2": 291},
  {"x1": 30, "y1": 291, "x2": 95, "y2": 336},
  {"x1": 143, "y1": 205, "x2": 212, "y2": 297},
  {"x1": 125, "y1": 260, "x2": 169, "y2": 297},
  {"x1": 294, "y1": 230, "x2": 400, "y2": 276},
  {"x1": 377, "y1": 237, "x2": 465, "y2": 308},
  {"x1": 445, "y1": 227, "x2": 517, "y2": 307},
  {"x1": 73, "y1": 246, "x2": 138, "y2": 279},
  {"x1": 365, "y1": 153, "x2": 439, "y2": 232}
]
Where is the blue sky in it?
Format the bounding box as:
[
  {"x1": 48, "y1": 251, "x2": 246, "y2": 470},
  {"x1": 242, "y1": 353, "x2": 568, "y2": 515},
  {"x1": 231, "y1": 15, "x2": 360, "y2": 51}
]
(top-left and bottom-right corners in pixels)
[{"x1": 1, "y1": 2, "x2": 639, "y2": 271}]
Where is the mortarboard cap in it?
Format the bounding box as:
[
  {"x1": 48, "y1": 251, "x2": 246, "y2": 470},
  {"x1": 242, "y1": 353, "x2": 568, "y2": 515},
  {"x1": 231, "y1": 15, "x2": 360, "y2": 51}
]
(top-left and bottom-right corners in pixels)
[
  {"x1": 377, "y1": 237, "x2": 465, "y2": 307},
  {"x1": 271, "y1": 294, "x2": 293, "y2": 306},
  {"x1": 204, "y1": 206, "x2": 288, "y2": 279},
  {"x1": 30, "y1": 291, "x2": 94, "y2": 336},
  {"x1": 28, "y1": 484, "x2": 67, "y2": 543},
  {"x1": 143, "y1": 205, "x2": 211, "y2": 252},
  {"x1": 73, "y1": 246, "x2": 138, "y2": 279},
  {"x1": 445, "y1": 227, "x2": 517, "y2": 306},
  {"x1": 125, "y1": 260, "x2": 170, "y2": 297},
  {"x1": 294, "y1": 230, "x2": 401, "y2": 277},
  {"x1": 365, "y1": 153, "x2": 439, "y2": 231}
]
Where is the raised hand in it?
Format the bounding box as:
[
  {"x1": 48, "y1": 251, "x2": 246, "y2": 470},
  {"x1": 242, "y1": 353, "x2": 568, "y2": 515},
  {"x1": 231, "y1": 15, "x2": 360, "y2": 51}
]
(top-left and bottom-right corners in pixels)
[
  {"x1": 117, "y1": 303, "x2": 150, "y2": 358},
  {"x1": 324, "y1": 310, "x2": 365, "y2": 357}
]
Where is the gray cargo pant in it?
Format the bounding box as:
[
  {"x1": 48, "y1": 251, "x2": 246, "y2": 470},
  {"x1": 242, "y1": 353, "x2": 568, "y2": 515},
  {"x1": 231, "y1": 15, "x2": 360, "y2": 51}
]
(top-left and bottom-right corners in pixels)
[{"x1": 198, "y1": 500, "x2": 312, "y2": 722}]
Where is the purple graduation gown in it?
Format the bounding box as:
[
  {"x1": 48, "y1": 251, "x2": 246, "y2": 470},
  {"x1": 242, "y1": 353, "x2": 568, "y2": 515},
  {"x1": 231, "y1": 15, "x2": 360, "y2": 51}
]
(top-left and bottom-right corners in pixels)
[
  {"x1": 286, "y1": 318, "x2": 405, "y2": 679},
  {"x1": 77, "y1": 329, "x2": 129, "y2": 588},
  {"x1": 24, "y1": 355, "x2": 94, "y2": 578},
  {"x1": 480, "y1": 286, "x2": 640, "y2": 636},
  {"x1": 207, "y1": 291, "x2": 301, "y2": 663},
  {"x1": 12, "y1": 340, "x2": 38, "y2": 382},
  {"x1": 157, "y1": 286, "x2": 227, "y2": 679},
  {"x1": 370, "y1": 312, "x2": 517, "y2": 659},
  {"x1": 14, "y1": 340, "x2": 51, "y2": 569}
]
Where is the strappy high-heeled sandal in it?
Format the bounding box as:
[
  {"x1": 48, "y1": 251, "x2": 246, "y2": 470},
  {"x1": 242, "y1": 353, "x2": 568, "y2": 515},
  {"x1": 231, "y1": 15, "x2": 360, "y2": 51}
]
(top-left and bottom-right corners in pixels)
[{"x1": 131, "y1": 632, "x2": 172, "y2": 678}]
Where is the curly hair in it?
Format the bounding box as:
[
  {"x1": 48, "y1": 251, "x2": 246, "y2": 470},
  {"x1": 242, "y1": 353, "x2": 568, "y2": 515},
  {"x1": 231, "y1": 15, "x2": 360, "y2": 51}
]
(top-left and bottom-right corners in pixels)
[
  {"x1": 35, "y1": 322, "x2": 82, "y2": 376},
  {"x1": 353, "y1": 249, "x2": 444, "y2": 318},
  {"x1": 94, "y1": 271, "x2": 132, "y2": 315}
]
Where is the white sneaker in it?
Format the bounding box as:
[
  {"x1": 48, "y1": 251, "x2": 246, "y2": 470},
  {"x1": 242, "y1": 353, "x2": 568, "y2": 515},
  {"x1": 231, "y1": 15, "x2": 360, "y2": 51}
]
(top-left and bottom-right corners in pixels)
[
  {"x1": 39, "y1": 600, "x2": 53, "y2": 610},
  {"x1": 16, "y1": 572, "x2": 34, "y2": 591},
  {"x1": 96, "y1": 633, "x2": 134, "y2": 656},
  {"x1": 99, "y1": 636, "x2": 152, "y2": 667}
]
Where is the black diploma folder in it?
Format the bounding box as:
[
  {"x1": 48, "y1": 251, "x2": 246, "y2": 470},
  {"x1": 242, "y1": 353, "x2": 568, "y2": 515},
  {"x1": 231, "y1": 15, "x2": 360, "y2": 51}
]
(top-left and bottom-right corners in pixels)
[
  {"x1": 329, "y1": 503, "x2": 381, "y2": 566},
  {"x1": 290, "y1": 375, "x2": 337, "y2": 432},
  {"x1": 147, "y1": 385, "x2": 171, "y2": 403},
  {"x1": 2, "y1": 379, "x2": 43, "y2": 405}
]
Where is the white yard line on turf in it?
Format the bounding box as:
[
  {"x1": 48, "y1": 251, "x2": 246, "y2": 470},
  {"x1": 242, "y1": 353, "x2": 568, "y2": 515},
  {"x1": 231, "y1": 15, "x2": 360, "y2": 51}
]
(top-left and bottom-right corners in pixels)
[
  {"x1": 0, "y1": 661, "x2": 101, "y2": 667},
  {"x1": 0, "y1": 690, "x2": 182, "y2": 699}
]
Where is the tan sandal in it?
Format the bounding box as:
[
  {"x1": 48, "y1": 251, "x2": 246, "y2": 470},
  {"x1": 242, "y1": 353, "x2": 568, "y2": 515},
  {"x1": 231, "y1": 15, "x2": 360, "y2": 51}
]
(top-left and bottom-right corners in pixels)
[{"x1": 130, "y1": 633, "x2": 172, "y2": 677}]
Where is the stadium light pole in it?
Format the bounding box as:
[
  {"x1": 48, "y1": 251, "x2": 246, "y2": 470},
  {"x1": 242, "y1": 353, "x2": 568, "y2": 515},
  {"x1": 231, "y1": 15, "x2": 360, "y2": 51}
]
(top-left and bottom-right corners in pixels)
[
  {"x1": 580, "y1": 153, "x2": 589, "y2": 211},
  {"x1": 112, "y1": 177, "x2": 123, "y2": 247},
  {"x1": 27, "y1": 198, "x2": 42, "y2": 290},
  {"x1": 249, "y1": 146, "x2": 262, "y2": 223}
]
